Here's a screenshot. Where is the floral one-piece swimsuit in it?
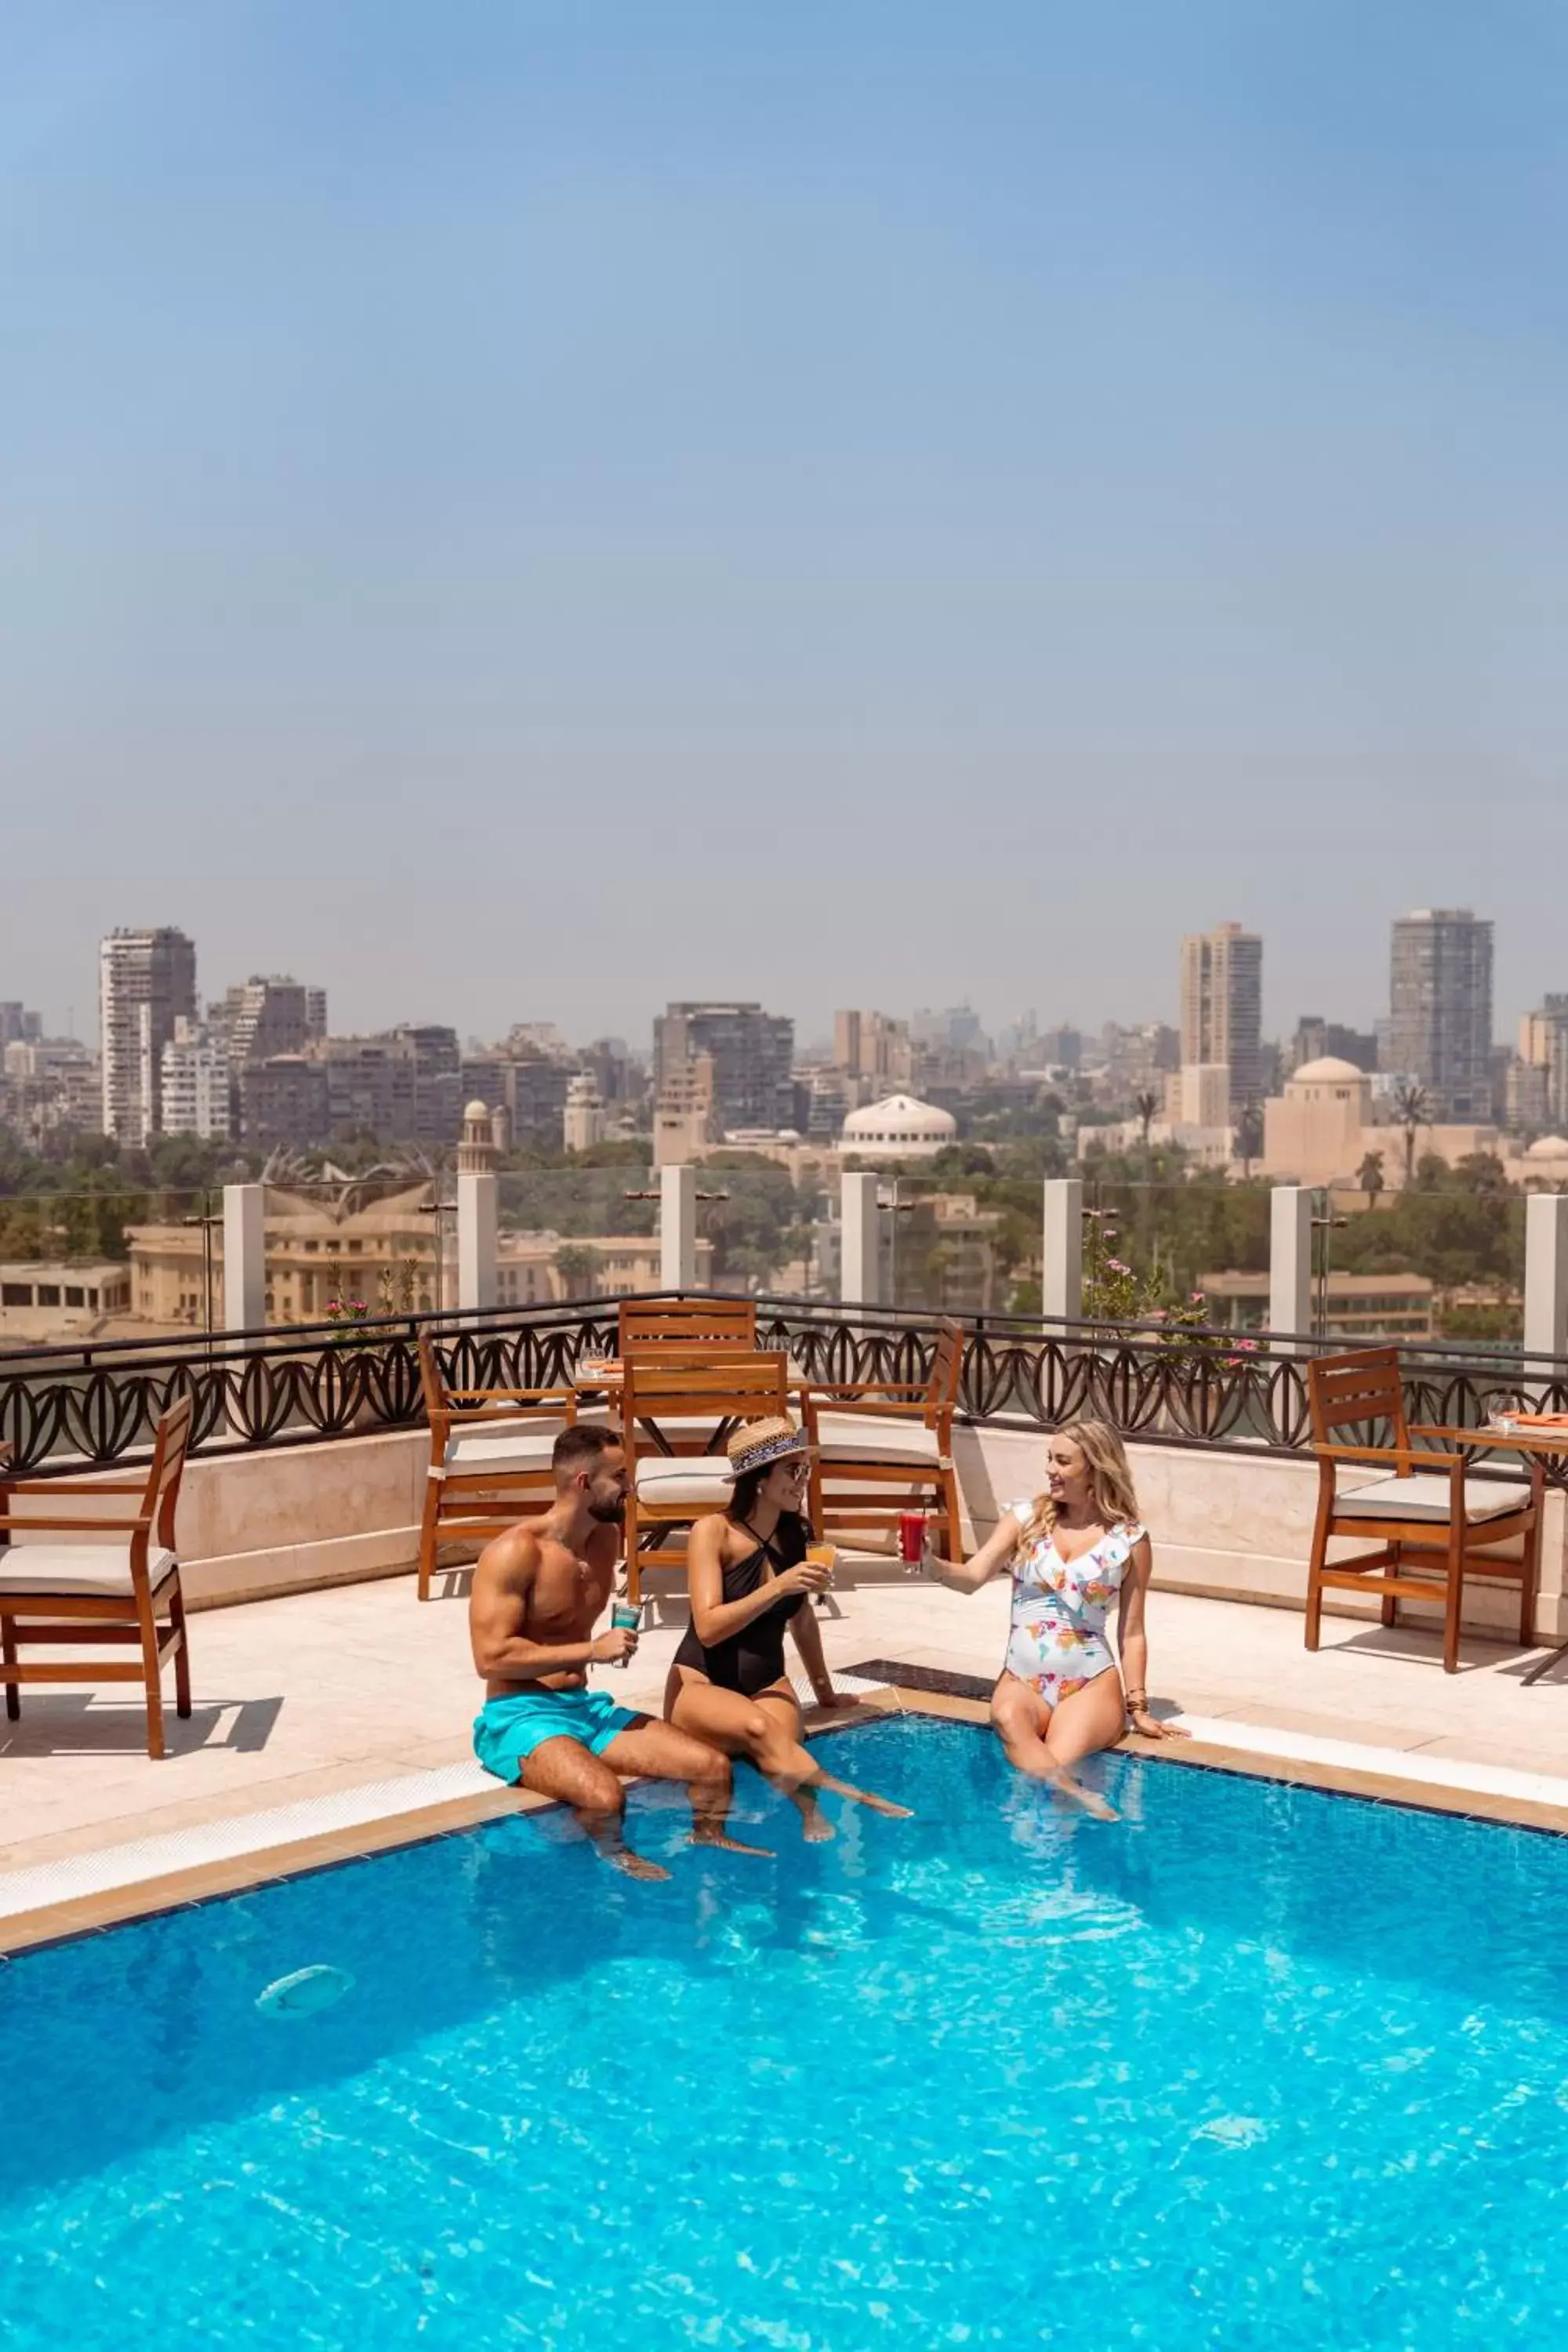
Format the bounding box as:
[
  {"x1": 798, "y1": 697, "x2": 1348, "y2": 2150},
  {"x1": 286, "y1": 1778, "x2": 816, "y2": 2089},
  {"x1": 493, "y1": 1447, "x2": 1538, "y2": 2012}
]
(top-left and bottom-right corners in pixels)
[{"x1": 1001, "y1": 1500, "x2": 1145, "y2": 1706}]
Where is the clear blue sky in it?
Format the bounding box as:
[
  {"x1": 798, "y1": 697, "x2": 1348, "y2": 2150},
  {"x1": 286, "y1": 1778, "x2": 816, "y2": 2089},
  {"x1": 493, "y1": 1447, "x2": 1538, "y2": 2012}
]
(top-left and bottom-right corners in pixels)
[{"x1": 3, "y1": 0, "x2": 1565, "y2": 1052}]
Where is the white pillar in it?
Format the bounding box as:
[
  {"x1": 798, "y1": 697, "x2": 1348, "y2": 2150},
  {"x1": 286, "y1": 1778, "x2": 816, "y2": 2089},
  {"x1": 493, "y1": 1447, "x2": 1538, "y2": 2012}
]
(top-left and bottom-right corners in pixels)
[
  {"x1": 1269, "y1": 1185, "x2": 1313, "y2": 1349},
  {"x1": 841, "y1": 1173, "x2": 882, "y2": 1308},
  {"x1": 1525, "y1": 1192, "x2": 1568, "y2": 1366},
  {"x1": 660, "y1": 1163, "x2": 697, "y2": 1290},
  {"x1": 457, "y1": 1170, "x2": 498, "y2": 1314},
  {"x1": 222, "y1": 1182, "x2": 266, "y2": 1333},
  {"x1": 1042, "y1": 1178, "x2": 1083, "y2": 1326}
]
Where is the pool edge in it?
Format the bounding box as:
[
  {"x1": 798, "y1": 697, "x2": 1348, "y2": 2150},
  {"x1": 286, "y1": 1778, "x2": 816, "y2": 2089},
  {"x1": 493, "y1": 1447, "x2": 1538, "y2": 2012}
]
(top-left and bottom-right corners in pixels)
[{"x1": 5, "y1": 1682, "x2": 1568, "y2": 1957}]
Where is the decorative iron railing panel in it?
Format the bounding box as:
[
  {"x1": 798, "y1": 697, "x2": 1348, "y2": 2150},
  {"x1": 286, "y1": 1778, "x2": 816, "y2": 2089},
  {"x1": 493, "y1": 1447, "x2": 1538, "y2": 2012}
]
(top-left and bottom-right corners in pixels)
[{"x1": 2, "y1": 1296, "x2": 1566, "y2": 1483}]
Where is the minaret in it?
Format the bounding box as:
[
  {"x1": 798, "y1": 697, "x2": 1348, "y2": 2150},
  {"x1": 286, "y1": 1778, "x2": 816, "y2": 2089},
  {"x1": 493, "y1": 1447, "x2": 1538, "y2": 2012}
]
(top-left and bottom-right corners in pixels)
[{"x1": 457, "y1": 1098, "x2": 497, "y2": 1174}]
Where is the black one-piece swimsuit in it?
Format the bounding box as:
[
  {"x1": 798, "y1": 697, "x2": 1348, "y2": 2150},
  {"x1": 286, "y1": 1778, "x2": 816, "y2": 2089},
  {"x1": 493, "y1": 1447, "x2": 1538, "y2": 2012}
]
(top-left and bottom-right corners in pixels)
[{"x1": 672, "y1": 1512, "x2": 809, "y2": 1697}]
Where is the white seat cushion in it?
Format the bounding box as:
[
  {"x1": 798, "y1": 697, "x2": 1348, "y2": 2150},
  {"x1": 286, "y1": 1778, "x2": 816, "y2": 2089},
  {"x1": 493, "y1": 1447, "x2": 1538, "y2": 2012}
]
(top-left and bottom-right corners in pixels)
[
  {"x1": 1339, "y1": 1472, "x2": 1532, "y2": 1524},
  {"x1": 0, "y1": 1545, "x2": 178, "y2": 1599},
  {"x1": 443, "y1": 1426, "x2": 562, "y2": 1475},
  {"x1": 635, "y1": 1455, "x2": 734, "y2": 1509},
  {"x1": 814, "y1": 1412, "x2": 943, "y2": 1468}
]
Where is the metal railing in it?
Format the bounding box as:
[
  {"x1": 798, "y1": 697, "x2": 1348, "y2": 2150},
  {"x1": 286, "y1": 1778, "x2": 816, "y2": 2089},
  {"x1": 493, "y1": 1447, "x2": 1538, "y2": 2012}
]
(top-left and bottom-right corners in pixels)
[{"x1": 2, "y1": 1294, "x2": 1566, "y2": 1481}]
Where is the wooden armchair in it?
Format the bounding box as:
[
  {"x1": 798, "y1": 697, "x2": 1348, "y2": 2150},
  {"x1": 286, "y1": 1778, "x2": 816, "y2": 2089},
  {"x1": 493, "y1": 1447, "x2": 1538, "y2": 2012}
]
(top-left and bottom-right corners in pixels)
[
  {"x1": 621, "y1": 1352, "x2": 790, "y2": 1602},
  {"x1": 614, "y1": 1301, "x2": 762, "y2": 1453},
  {"x1": 801, "y1": 1319, "x2": 965, "y2": 1559},
  {"x1": 1305, "y1": 1347, "x2": 1541, "y2": 1674},
  {"x1": 416, "y1": 1334, "x2": 599, "y2": 1601},
  {"x1": 0, "y1": 1396, "x2": 195, "y2": 1759}
]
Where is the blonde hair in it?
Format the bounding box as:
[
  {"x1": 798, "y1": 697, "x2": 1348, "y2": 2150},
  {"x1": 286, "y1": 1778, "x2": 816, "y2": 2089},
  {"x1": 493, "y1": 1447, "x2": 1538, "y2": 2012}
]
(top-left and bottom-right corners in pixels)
[{"x1": 1014, "y1": 1419, "x2": 1141, "y2": 1559}]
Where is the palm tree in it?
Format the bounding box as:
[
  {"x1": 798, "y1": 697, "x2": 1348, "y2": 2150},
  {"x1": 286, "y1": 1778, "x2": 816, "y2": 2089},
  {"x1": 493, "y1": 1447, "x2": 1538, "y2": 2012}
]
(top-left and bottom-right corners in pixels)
[
  {"x1": 1356, "y1": 1149, "x2": 1385, "y2": 1204},
  {"x1": 1236, "y1": 1098, "x2": 1264, "y2": 1180},
  {"x1": 1134, "y1": 1090, "x2": 1159, "y2": 1153},
  {"x1": 1391, "y1": 1081, "x2": 1430, "y2": 1191}
]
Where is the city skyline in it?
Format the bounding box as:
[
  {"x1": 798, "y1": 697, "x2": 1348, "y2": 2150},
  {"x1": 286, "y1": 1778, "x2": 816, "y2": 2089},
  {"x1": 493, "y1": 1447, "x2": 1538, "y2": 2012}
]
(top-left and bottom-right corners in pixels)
[
  {"x1": 4, "y1": 2, "x2": 1566, "y2": 1044},
  {"x1": 1, "y1": 900, "x2": 1554, "y2": 1070}
]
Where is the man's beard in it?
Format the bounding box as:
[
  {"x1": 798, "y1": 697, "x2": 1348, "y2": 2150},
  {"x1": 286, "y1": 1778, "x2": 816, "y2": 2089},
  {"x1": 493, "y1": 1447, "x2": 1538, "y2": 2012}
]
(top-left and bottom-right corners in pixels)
[{"x1": 587, "y1": 1495, "x2": 626, "y2": 1524}]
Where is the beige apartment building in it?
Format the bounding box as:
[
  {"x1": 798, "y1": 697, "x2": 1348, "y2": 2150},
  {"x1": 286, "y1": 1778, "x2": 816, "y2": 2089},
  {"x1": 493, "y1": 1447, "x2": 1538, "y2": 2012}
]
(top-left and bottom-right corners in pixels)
[{"x1": 127, "y1": 1181, "x2": 704, "y2": 1329}]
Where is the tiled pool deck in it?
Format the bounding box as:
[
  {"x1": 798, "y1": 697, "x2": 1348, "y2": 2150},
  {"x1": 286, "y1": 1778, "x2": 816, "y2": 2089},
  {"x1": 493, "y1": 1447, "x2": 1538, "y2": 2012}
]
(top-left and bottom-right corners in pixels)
[{"x1": 5, "y1": 1563, "x2": 1568, "y2": 1948}]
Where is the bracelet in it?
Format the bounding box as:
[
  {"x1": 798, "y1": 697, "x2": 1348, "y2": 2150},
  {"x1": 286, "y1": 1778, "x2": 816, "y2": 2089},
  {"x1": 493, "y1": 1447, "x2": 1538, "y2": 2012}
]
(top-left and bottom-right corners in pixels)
[{"x1": 1124, "y1": 1691, "x2": 1149, "y2": 1711}]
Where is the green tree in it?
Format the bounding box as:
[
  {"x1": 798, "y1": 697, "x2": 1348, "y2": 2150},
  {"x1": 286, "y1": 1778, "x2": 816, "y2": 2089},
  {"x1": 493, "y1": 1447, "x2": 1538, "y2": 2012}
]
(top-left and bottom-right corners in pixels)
[
  {"x1": 1357, "y1": 1149, "x2": 1385, "y2": 1203},
  {"x1": 1391, "y1": 1081, "x2": 1431, "y2": 1190},
  {"x1": 554, "y1": 1245, "x2": 596, "y2": 1300}
]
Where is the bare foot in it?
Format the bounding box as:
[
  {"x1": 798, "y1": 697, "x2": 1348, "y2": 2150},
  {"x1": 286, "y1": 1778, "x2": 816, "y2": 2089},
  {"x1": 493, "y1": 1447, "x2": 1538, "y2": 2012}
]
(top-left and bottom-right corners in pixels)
[
  {"x1": 848, "y1": 1790, "x2": 913, "y2": 1820},
  {"x1": 1048, "y1": 1770, "x2": 1118, "y2": 1823},
  {"x1": 604, "y1": 1848, "x2": 672, "y2": 1882},
  {"x1": 691, "y1": 1830, "x2": 775, "y2": 1859},
  {"x1": 794, "y1": 1798, "x2": 837, "y2": 1843},
  {"x1": 818, "y1": 1776, "x2": 913, "y2": 1820}
]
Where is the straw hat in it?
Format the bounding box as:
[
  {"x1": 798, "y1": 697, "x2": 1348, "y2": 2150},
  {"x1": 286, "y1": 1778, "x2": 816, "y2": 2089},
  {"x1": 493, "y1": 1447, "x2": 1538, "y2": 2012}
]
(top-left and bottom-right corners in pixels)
[{"x1": 726, "y1": 1414, "x2": 812, "y2": 1479}]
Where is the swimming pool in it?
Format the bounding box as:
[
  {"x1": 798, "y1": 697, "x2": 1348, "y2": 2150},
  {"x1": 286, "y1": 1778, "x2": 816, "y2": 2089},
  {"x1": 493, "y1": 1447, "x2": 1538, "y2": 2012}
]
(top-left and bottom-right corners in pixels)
[{"x1": 4, "y1": 1713, "x2": 1568, "y2": 2348}]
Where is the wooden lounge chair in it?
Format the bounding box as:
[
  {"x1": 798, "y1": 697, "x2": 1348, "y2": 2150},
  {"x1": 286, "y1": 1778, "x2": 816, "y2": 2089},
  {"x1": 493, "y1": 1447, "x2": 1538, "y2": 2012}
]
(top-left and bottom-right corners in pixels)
[
  {"x1": 1305, "y1": 1346, "x2": 1541, "y2": 1673},
  {"x1": 621, "y1": 1352, "x2": 790, "y2": 1602},
  {"x1": 416, "y1": 1334, "x2": 598, "y2": 1601},
  {"x1": 0, "y1": 1396, "x2": 195, "y2": 1759},
  {"x1": 801, "y1": 1319, "x2": 965, "y2": 1560}
]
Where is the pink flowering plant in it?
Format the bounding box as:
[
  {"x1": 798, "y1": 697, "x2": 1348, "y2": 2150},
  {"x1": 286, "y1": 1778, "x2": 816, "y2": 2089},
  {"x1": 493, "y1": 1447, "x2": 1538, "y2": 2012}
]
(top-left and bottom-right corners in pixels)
[
  {"x1": 324, "y1": 1257, "x2": 373, "y2": 1346},
  {"x1": 1084, "y1": 1231, "x2": 1263, "y2": 1370}
]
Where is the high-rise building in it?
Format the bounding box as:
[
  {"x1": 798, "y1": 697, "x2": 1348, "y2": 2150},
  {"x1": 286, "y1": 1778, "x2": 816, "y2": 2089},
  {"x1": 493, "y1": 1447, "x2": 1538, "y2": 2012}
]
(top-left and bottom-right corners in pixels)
[
  {"x1": 1289, "y1": 1017, "x2": 1378, "y2": 1076},
  {"x1": 99, "y1": 927, "x2": 198, "y2": 1143},
  {"x1": 1385, "y1": 909, "x2": 1494, "y2": 1119},
  {"x1": 1513, "y1": 996, "x2": 1568, "y2": 1132},
  {"x1": 653, "y1": 1051, "x2": 717, "y2": 1166},
  {"x1": 563, "y1": 1072, "x2": 607, "y2": 1152},
  {"x1": 832, "y1": 1009, "x2": 916, "y2": 1101},
  {"x1": 316, "y1": 1025, "x2": 459, "y2": 1145},
  {"x1": 160, "y1": 1018, "x2": 232, "y2": 1141},
  {"x1": 238, "y1": 1055, "x2": 331, "y2": 1149},
  {"x1": 0, "y1": 1004, "x2": 42, "y2": 1046},
  {"x1": 213, "y1": 976, "x2": 318, "y2": 1066},
  {"x1": 653, "y1": 1002, "x2": 795, "y2": 1133},
  {"x1": 1178, "y1": 923, "x2": 1264, "y2": 1112}
]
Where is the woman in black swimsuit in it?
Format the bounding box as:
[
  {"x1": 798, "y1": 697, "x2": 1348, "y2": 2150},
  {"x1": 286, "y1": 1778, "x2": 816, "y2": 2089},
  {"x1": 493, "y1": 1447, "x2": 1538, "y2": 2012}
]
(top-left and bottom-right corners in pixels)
[{"x1": 664, "y1": 1416, "x2": 911, "y2": 1841}]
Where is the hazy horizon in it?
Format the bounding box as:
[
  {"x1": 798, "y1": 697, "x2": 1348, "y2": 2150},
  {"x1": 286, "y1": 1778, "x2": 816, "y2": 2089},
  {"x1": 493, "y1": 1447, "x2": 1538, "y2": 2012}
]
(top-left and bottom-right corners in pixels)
[{"x1": 5, "y1": 2, "x2": 1566, "y2": 1053}]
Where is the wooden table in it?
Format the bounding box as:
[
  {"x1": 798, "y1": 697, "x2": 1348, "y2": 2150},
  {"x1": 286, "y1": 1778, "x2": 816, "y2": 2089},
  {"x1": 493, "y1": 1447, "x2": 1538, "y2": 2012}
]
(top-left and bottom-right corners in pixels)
[
  {"x1": 1419, "y1": 1422, "x2": 1568, "y2": 1685},
  {"x1": 571, "y1": 1356, "x2": 814, "y2": 1463}
]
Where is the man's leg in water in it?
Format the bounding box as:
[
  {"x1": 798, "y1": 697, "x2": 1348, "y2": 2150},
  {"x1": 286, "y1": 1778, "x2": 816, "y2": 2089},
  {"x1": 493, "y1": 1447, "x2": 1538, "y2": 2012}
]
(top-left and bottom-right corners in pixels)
[
  {"x1": 519, "y1": 1735, "x2": 670, "y2": 1882},
  {"x1": 600, "y1": 1718, "x2": 771, "y2": 1856}
]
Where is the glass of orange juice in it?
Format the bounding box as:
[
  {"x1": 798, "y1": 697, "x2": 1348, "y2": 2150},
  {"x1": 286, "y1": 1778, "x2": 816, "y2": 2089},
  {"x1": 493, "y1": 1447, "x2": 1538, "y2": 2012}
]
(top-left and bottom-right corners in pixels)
[{"x1": 805, "y1": 1542, "x2": 837, "y2": 1581}]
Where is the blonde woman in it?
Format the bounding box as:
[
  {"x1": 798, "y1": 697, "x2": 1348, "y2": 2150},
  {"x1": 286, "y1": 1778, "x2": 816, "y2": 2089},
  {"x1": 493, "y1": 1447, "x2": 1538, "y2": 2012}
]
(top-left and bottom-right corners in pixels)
[{"x1": 924, "y1": 1418, "x2": 1187, "y2": 1818}]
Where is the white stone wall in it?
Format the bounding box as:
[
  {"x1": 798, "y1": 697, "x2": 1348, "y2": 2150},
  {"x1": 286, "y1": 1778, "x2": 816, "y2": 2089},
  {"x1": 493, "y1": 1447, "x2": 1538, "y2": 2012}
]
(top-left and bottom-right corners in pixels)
[{"x1": 7, "y1": 1420, "x2": 1563, "y2": 1642}]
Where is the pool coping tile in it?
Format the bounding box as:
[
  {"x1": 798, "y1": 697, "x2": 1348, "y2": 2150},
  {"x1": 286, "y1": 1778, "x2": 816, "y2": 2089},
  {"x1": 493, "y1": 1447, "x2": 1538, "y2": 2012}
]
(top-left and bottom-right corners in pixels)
[{"x1": 5, "y1": 1668, "x2": 1568, "y2": 1957}]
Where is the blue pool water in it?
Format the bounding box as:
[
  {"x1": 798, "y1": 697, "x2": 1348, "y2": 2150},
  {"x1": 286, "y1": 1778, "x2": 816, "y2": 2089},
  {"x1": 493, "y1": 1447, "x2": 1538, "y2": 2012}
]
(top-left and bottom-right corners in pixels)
[{"x1": 5, "y1": 1715, "x2": 1568, "y2": 2349}]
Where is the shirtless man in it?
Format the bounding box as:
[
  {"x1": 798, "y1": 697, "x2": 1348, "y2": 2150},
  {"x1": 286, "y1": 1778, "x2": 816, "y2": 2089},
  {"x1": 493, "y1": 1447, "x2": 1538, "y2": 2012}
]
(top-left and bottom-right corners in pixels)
[{"x1": 469, "y1": 1422, "x2": 766, "y2": 1879}]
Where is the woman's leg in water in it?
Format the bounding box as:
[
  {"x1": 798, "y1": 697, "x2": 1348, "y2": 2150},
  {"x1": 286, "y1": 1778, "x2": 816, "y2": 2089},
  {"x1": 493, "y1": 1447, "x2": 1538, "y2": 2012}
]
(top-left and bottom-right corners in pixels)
[
  {"x1": 989, "y1": 1668, "x2": 1123, "y2": 1820},
  {"x1": 668, "y1": 1671, "x2": 911, "y2": 1840}
]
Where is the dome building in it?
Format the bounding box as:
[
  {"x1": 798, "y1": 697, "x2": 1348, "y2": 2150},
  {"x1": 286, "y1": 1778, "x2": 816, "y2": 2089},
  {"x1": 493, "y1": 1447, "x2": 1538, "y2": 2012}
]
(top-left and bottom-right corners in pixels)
[{"x1": 839, "y1": 1092, "x2": 957, "y2": 1161}]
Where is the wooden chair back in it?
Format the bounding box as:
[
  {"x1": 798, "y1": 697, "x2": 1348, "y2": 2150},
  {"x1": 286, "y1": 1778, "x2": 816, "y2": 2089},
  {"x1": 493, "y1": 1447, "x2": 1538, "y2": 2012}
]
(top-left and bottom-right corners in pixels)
[
  {"x1": 417, "y1": 1330, "x2": 446, "y2": 1423},
  {"x1": 145, "y1": 1394, "x2": 195, "y2": 1550},
  {"x1": 1307, "y1": 1348, "x2": 1411, "y2": 1463},
  {"x1": 924, "y1": 1320, "x2": 966, "y2": 1424},
  {"x1": 618, "y1": 1298, "x2": 758, "y2": 1354},
  {"x1": 620, "y1": 1351, "x2": 789, "y2": 1448}
]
